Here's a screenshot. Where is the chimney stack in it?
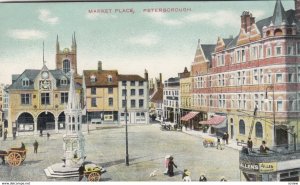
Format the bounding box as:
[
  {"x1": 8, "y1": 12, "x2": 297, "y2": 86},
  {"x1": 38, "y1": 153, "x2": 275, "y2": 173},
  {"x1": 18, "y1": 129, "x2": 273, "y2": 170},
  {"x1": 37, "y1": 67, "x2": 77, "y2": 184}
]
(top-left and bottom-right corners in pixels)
[
  {"x1": 98, "y1": 61, "x2": 102, "y2": 71},
  {"x1": 295, "y1": 0, "x2": 300, "y2": 21},
  {"x1": 144, "y1": 69, "x2": 148, "y2": 81},
  {"x1": 159, "y1": 73, "x2": 162, "y2": 84},
  {"x1": 240, "y1": 11, "x2": 255, "y2": 33}
]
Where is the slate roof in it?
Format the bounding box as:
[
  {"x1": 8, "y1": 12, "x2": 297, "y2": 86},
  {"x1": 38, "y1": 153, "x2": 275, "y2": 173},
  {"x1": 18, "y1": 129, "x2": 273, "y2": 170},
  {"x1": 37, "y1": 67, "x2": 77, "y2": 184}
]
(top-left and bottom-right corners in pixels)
[
  {"x1": 201, "y1": 44, "x2": 216, "y2": 61},
  {"x1": 118, "y1": 74, "x2": 146, "y2": 81},
  {"x1": 8, "y1": 69, "x2": 80, "y2": 90},
  {"x1": 272, "y1": 0, "x2": 288, "y2": 26},
  {"x1": 224, "y1": 5, "x2": 296, "y2": 50},
  {"x1": 83, "y1": 70, "x2": 118, "y2": 87}
]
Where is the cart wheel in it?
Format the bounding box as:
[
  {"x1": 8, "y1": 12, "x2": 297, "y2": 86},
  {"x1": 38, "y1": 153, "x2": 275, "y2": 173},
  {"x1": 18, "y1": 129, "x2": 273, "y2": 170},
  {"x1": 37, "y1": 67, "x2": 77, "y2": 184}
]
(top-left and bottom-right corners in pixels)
[
  {"x1": 7, "y1": 152, "x2": 22, "y2": 167},
  {"x1": 88, "y1": 172, "x2": 101, "y2": 181}
]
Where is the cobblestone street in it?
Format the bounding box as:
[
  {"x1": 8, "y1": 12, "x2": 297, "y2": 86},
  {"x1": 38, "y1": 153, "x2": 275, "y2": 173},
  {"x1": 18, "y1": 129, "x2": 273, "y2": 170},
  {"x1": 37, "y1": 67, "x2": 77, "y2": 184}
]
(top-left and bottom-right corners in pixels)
[{"x1": 0, "y1": 124, "x2": 240, "y2": 181}]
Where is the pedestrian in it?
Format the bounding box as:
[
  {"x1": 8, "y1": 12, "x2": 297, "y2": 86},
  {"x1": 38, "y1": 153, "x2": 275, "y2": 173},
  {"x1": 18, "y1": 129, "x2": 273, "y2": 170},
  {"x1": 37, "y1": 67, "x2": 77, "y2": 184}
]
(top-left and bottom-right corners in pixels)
[
  {"x1": 224, "y1": 132, "x2": 229, "y2": 144},
  {"x1": 247, "y1": 138, "x2": 253, "y2": 152},
  {"x1": 21, "y1": 142, "x2": 25, "y2": 150},
  {"x1": 199, "y1": 173, "x2": 207, "y2": 181},
  {"x1": 0, "y1": 151, "x2": 6, "y2": 165},
  {"x1": 78, "y1": 164, "x2": 85, "y2": 181},
  {"x1": 13, "y1": 130, "x2": 16, "y2": 140},
  {"x1": 220, "y1": 176, "x2": 227, "y2": 181},
  {"x1": 164, "y1": 155, "x2": 170, "y2": 174},
  {"x1": 182, "y1": 169, "x2": 191, "y2": 181},
  {"x1": 216, "y1": 137, "x2": 223, "y2": 150},
  {"x1": 39, "y1": 129, "x2": 43, "y2": 137},
  {"x1": 260, "y1": 140, "x2": 270, "y2": 154},
  {"x1": 167, "y1": 156, "x2": 177, "y2": 177},
  {"x1": 33, "y1": 140, "x2": 39, "y2": 154},
  {"x1": 47, "y1": 132, "x2": 50, "y2": 140},
  {"x1": 3, "y1": 129, "x2": 7, "y2": 141}
]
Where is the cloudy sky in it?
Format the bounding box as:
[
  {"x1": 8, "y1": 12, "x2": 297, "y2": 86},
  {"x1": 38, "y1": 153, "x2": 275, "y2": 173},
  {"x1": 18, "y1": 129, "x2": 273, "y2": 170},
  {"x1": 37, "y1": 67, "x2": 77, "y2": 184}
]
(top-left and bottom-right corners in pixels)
[{"x1": 0, "y1": 0, "x2": 294, "y2": 84}]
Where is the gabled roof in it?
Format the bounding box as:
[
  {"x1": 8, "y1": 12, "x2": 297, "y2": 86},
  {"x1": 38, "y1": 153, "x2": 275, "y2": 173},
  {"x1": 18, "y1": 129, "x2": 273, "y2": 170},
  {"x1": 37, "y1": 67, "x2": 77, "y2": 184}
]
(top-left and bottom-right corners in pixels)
[
  {"x1": 118, "y1": 74, "x2": 146, "y2": 81},
  {"x1": 150, "y1": 87, "x2": 163, "y2": 103},
  {"x1": 8, "y1": 69, "x2": 77, "y2": 90},
  {"x1": 83, "y1": 70, "x2": 118, "y2": 87},
  {"x1": 201, "y1": 44, "x2": 216, "y2": 61}
]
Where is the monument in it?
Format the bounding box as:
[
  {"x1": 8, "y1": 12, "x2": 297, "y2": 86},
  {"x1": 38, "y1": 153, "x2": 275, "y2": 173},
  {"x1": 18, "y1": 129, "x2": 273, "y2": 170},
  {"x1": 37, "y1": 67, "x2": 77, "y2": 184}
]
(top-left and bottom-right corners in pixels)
[{"x1": 44, "y1": 70, "x2": 85, "y2": 178}]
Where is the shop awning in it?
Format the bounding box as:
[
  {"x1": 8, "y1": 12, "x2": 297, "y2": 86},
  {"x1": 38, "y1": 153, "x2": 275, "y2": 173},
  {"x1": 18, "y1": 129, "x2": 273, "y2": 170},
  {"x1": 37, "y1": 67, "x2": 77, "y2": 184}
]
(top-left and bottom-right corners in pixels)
[
  {"x1": 199, "y1": 115, "x2": 226, "y2": 128},
  {"x1": 181, "y1": 111, "x2": 199, "y2": 121}
]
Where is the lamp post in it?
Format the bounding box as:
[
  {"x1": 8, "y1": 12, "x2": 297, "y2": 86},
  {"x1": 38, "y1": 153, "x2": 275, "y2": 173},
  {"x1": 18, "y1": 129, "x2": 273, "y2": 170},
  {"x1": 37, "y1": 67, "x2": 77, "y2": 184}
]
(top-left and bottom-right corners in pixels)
[
  {"x1": 265, "y1": 84, "x2": 276, "y2": 146},
  {"x1": 124, "y1": 82, "x2": 129, "y2": 166}
]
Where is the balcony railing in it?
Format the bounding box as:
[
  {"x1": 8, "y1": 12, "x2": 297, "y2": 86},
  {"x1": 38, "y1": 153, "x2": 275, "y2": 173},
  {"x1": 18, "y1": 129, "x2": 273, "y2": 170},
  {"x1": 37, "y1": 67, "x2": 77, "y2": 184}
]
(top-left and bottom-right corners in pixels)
[{"x1": 240, "y1": 144, "x2": 300, "y2": 163}]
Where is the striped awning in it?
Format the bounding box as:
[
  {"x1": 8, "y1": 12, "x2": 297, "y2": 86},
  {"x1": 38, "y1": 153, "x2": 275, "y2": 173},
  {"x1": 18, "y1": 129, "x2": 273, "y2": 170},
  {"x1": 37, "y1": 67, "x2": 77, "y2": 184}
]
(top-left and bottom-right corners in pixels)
[
  {"x1": 181, "y1": 111, "x2": 199, "y2": 121},
  {"x1": 199, "y1": 115, "x2": 226, "y2": 126}
]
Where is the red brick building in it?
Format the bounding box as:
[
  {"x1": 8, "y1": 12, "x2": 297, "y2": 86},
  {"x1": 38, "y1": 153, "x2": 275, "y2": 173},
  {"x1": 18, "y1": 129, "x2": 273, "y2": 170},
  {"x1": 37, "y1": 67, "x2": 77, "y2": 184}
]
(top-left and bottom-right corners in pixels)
[{"x1": 191, "y1": 0, "x2": 300, "y2": 147}]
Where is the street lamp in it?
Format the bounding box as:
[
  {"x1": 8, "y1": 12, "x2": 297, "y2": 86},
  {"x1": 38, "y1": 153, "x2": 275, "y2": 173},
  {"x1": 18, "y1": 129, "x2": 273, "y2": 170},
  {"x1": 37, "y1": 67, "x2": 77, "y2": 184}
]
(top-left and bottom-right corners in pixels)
[
  {"x1": 124, "y1": 82, "x2": 129, "y2": 166},
  {"x1": 265, "y1": 84, "x2": 276, "y2": 146}
]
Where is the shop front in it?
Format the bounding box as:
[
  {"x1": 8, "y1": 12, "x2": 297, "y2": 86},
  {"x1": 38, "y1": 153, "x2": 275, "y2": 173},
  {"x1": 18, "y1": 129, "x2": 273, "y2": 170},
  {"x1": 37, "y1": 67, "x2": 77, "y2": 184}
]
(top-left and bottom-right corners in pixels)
[{"x1": 240, "y1": 148, "x2": 300, "y2": 181}]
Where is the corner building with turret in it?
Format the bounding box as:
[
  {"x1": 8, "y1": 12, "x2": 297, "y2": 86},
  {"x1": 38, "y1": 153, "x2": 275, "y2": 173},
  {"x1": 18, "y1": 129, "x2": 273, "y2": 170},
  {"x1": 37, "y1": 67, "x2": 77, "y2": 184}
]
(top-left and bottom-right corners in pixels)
[{"x1": 192, "y1": 0, "x2": 300, "y2": 148}]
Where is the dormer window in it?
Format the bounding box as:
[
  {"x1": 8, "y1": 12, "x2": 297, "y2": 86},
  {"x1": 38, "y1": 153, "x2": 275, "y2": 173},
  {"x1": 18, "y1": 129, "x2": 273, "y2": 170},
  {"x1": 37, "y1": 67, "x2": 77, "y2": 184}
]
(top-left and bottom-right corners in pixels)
[
  {"x1": 90, "y1": 75, "x2": 96, "y2": 83},
  {"x1": 22, "y1": 78, "x2": 29, "y2": 87},
  {"x1": 60, "y1": 77, "x2": 68, "y2": 85},
  {"x1": 107, "y1": 75, "x2": 112, "y2": 82}
]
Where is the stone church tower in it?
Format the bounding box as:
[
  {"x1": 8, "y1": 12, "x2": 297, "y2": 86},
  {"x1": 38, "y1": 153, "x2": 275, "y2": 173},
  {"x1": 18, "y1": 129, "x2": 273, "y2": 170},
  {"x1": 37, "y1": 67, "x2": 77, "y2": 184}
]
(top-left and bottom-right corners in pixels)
[{"x1": 56, "y1": 33, "x2": 78, "y2": 75}]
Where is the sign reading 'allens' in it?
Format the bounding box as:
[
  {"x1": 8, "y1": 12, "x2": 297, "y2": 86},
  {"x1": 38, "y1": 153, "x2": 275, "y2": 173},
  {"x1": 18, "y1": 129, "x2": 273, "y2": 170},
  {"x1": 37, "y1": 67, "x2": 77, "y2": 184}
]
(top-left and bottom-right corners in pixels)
[{"x1": 240, "y1": 162, "x2": 277, "y2": 173}]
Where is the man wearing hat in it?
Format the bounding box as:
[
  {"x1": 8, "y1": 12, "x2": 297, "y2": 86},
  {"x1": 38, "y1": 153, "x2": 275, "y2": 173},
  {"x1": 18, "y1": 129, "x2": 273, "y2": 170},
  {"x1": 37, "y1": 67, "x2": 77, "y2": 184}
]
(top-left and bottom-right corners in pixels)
[{"x1": 199, "y1": 173, "x2": 207, "y2": 181}]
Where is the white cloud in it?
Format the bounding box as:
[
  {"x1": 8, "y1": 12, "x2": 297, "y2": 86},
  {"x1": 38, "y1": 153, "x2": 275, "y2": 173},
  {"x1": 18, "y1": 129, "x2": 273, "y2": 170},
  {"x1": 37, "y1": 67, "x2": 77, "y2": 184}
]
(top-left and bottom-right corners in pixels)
[
  {"x1": 38, "y1": 9, "x2": 59, "y2": 24},
  {"x1": 127, "y1": 33, "x2": 159, "y2": 47},
  {"x1": 8, "y1": 29, "x2": 47, "y2": 40},
  {"x1": 145, "y1": 13, "x2": 183, "y2": 26},
  {"x1": 251, "y1": 9, "x2": 266, "y2": 19},
  {"x1": 145, "y1": 10, "x2": 242, "y2": 28},
  {"x1": 183, "y1": 10, "x2": 240, "y2": 28},
  {"x1": 85, "y1": 12, "x2": 117, "y2": 20}
]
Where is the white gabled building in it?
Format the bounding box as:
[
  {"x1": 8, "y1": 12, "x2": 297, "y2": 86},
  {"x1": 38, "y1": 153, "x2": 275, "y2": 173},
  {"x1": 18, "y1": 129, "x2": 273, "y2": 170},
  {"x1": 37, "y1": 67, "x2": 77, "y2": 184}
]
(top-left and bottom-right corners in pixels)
[{"x1": 118, "y1": 71, "x2": 149, "y2": 124}]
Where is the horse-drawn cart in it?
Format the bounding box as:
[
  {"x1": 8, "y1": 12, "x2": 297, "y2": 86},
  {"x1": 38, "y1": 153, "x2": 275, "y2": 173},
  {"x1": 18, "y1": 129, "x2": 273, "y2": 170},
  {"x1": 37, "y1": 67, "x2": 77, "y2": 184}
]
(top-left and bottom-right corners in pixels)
[{"x1": 0, "y1": 147, "x2": 26, "y2": 167}]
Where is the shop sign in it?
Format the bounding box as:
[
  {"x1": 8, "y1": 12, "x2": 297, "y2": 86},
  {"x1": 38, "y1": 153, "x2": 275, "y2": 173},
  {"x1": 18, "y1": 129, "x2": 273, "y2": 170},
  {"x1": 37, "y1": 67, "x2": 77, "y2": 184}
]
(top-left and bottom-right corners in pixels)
[
  {"x1": 259, "y1": 162, "x2": 277, "y2": 173},
  {"x1": 240, "y1": 162, "x2": 259, "y2": 171}
]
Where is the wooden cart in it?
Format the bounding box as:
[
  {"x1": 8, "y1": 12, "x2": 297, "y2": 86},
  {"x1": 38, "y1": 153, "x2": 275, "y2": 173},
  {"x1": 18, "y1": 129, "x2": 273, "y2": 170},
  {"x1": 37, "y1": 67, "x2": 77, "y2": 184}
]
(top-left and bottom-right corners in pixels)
[
  {"x1": 84, "y1": 163, "x2": 106, "y2": 181},
  {"x1": 203, "y1": 138, "x2": 215, "y2": 148},
  {"x1": 0, "y1": 147, "x2": 26, "y2": 167}
]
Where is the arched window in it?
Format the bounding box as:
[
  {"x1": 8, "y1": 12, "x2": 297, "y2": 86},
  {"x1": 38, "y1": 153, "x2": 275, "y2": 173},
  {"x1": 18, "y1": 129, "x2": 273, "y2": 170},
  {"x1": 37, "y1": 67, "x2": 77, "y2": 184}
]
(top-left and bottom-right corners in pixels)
[
  {"x1": 274, "y1": 29, "x2": 283, "y2": 36},
  {"x1": 22, "y1": 78, "x2": 29, "y2": 87},
  {"x1": 90, "y1": 75, "x2": 96, "y2": 83},
  {"x1": 60, "y1": 77, "x2": 67, "y2": 85},
  {"x1": 239, "y1": 119, "x2": 245, "y2": 135},
  {"x1": 107, "y1": 75, "x2": 112, "y2": 82},
  {"x1": 63, "y1": 59, "x2": 71, "y2": 74},
  {"x1": 255, "y1": 122, "x2": 263, "y2": 138}
]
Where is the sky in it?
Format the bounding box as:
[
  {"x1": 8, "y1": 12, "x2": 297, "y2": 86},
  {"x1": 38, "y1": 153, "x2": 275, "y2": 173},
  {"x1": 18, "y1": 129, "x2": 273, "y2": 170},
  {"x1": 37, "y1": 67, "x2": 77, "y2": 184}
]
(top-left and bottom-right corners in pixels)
[{"x1": 0, "y1": 0, "x2": 295, "y2": 84}]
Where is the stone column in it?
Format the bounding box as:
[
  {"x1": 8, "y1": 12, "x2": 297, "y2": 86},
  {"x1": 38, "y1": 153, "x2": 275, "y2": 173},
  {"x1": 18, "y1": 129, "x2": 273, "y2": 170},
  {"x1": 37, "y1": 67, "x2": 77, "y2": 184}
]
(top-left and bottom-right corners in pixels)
[
  {"x1": 55, "y1": 116, "x2": 59, "y2": 133},
  {"x1": 34, "y1": 118, "x2": 38, "y2": 135}
]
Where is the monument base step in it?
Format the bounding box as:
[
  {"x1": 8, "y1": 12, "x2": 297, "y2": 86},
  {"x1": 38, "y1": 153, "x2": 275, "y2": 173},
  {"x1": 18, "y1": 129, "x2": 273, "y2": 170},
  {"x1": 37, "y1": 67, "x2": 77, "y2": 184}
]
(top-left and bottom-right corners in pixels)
[{"x1": 44, "y1": 163, "x2": 79, "y2": 178}]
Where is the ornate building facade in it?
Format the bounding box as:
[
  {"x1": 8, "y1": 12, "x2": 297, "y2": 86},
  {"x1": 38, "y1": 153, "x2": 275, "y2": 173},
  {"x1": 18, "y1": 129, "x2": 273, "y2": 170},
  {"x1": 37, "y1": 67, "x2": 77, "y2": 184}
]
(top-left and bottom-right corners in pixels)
[
  {"x1": 6, "y1": 35, "x2": 81, "y2": 137},
  {"x1": 192, "y1": 0, "x2": 300, "y2": 147}
]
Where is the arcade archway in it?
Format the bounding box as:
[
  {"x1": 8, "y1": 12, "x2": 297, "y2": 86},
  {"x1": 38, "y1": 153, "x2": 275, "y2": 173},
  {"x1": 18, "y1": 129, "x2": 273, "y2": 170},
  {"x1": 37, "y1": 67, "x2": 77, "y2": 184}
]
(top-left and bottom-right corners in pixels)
[
  {"x1": 17, "y1": 112, "x2": 34, "y2": 131},
  {"x1": 37, "y1": 112, "x2": 55, "y2": 131},
  {"x1": 58, "y1": 112, "x2": 65, "y2": 129}
]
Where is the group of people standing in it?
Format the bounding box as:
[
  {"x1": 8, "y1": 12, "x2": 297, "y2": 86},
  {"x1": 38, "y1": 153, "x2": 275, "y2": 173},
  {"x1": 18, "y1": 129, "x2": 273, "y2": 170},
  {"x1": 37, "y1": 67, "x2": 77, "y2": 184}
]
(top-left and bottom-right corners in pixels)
[
  {"x1": 216, "y1": 132, "x2": 229, "y2": 150},
  {"x1": 245, "y1": 138, "x2": 270, "y2": 154},
  {"x1": 163, "y1": 155, "x2": 226, "y2": 181}
]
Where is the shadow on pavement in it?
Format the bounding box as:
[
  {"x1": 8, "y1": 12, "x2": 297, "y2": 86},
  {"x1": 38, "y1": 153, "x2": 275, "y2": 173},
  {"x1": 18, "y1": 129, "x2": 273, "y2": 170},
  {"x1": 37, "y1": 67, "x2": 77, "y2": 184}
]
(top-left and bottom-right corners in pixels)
[
  {"x1": 100, "y1": 177, "x2": 112, "y2": 181},
  {"x1": 23, "y1": 160, "x2": 43, "y2": 165},
  {"x1": 98, "y1": 156, "x2": 144, "y2": 168}
]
